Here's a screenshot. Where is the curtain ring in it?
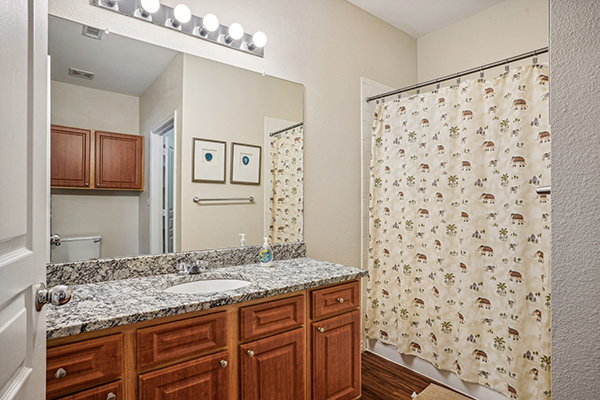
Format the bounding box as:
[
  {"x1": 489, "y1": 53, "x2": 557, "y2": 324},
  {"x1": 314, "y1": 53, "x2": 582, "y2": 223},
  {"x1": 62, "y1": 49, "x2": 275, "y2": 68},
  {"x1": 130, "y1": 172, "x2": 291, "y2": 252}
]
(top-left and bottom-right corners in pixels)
[{"x1": 505, "y1": 59, "x2": 510, "y2": 72}]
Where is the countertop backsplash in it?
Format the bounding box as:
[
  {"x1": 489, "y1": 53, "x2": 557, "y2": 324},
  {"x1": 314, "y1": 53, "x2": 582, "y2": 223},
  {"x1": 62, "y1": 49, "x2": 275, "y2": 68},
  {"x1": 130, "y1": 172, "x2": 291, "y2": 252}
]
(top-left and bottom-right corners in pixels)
[{"x1": 47, "y1": 242, "x2": 306, "y2": 287}]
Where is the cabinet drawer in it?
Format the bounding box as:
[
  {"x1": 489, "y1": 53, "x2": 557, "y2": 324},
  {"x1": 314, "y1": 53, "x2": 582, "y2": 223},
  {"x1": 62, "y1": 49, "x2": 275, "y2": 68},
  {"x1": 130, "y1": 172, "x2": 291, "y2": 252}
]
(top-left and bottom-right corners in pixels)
[
  {"x1": 54, "y1": 381, "x2": 121, "y2": 400},
  {"x1": 137, "y1": 311, "x2": 227, "y2": 370},
  {"x1": 46, "y1": 334, "x2": 122, "y2": 399},
  {"x1": 240, "y1": 295, "x2": 305, "y2": 342},
  {"x1": 311, "y1": 281, "x2": 360, "y2": 320},
  {"x1": 139, "y1": 350, "x2": 230, "y2": 400}
]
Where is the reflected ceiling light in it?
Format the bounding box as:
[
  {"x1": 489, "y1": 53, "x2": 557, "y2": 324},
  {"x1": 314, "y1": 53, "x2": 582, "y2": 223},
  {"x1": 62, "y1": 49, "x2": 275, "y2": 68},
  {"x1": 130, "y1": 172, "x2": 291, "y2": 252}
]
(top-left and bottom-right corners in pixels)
[
  {"x1": 193, "y1": 13, "x2": 219, "y2": 37},
  {"x1": 135, "y1": 0, "x2": 160, "y2": 20},
  {"x1": 167, "y1": 4, "x2": 191, "y2": 29},
  {"x1": 224, "y1": 23, "x2": 244, "y2": 44},
  {"x1": 247, "y1": 31, "x2": 267, "y2": 51}
]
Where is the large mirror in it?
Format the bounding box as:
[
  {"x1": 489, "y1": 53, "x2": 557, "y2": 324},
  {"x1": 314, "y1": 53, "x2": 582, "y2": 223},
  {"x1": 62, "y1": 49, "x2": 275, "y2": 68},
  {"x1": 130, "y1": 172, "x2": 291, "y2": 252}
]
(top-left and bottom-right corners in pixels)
[{"x1": 48, "y1": 16, "x2": 304, "y2": 263}]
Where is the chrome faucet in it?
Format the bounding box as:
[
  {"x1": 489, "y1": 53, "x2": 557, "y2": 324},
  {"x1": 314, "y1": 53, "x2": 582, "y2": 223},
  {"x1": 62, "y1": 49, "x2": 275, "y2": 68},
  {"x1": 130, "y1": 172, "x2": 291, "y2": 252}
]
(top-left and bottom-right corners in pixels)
[{"x1": 176, "y1": 260, "x2": 207, "y2": 275}]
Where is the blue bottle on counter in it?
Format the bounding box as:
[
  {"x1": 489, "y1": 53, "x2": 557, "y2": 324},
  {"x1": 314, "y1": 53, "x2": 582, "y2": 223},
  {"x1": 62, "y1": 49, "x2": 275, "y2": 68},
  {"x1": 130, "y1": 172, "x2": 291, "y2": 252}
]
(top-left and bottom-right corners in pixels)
[{"x1": 259, "y1": 237, "x2": 273, "y2": 267}]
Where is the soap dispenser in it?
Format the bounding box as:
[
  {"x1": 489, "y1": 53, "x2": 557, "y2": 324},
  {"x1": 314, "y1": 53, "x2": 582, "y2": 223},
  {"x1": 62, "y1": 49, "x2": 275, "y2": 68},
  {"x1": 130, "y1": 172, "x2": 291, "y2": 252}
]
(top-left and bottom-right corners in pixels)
[
  {"x1": 239, "y1": 233, "x2": 246, "y2": 247},
  {"x1": 259, "y1": 237, "x2": 273, "y2": 267}
]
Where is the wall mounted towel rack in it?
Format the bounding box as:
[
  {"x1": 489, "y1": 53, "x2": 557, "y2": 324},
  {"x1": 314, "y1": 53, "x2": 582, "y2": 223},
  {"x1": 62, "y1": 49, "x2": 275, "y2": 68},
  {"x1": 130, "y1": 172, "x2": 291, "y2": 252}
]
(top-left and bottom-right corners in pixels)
[{"x1": 193, "y1": 196, "x2": 255, "y2": 203}]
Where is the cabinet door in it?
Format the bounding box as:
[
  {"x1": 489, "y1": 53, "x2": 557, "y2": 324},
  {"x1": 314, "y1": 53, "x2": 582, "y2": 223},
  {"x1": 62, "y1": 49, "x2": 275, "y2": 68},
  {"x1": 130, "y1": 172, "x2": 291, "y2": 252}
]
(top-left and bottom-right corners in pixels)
[
  {"x1": 312, "y1": 310, "x2": 360, "y2": 400},
  {"x1": 94, "y1": 131, "x2": 143, "y2": 190},
  {"x1": 139, "y1": 351, "x2": 229, "y2": 400},
  {"x1": 51, "y1": 125, "x2": 91, "y2": 188},
  {"x1": 240, "y1": 328, "x2": 305, "y2": 400}
]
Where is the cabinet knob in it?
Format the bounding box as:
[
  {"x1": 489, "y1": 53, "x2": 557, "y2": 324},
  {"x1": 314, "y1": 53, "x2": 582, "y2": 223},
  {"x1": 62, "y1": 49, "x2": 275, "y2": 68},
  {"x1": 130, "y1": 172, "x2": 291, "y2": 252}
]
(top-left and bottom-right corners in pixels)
[
  {"x1": 106, "y1": 393, "x2": 116, "y2": 400},
  {"x1": 220, "y1": 360, "x2": 228, "y2": 368},
  {"x1": 85, "y1": 183, "x2": 89, "y2": 186},
  {"x1": 247, "y1": 350, "x2": 255, "y2": 358},
  {"x1": 55, "y1": 368, "x2": 66, "y2": 379},
  {"x1": 317, "y1": 327, "x2": 325, "y2": 333},
  {"x1": 337, "y1": 298, "x2": 344, "y2": 303},
  {"x1": 96, "y1": 184, "x2": 100, "y2": 187}
]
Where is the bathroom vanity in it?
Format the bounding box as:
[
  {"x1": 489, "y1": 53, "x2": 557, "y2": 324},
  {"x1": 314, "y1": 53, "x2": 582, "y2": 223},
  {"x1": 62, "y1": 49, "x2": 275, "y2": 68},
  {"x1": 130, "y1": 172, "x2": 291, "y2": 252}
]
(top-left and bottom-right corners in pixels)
[{"x1": 46, "y1": 257, "x2": 366, "y2": 400}]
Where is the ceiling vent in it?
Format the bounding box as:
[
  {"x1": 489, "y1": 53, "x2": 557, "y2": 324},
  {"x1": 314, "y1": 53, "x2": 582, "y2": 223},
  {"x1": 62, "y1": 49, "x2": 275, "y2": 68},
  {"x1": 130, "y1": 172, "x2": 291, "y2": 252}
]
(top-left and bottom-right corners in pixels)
[
  {"x1": 68, "y1": 68, "x2": 95, "y2": 81},
  {"x1": 82, "y1": 25, "x2": 103, "y2": 40}
]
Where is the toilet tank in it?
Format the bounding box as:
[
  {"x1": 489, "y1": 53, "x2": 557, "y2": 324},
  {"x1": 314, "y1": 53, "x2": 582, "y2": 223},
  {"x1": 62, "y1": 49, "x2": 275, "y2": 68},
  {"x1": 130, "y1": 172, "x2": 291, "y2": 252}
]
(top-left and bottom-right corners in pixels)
[{"x1": 51, "y1": 236, "x2": 102, "y2": 263}]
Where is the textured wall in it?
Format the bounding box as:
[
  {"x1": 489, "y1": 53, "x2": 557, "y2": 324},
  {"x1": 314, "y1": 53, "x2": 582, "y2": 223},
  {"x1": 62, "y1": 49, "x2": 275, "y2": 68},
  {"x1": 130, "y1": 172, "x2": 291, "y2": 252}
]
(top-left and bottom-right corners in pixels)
[
  {"x1": 48, "y1": 0, "x2": 418, "y2": 268},
  {"x1": 550, "y1": 0, "x2": 600, "y2": 397},
  {"x1": 417, "y1": 0, "x2": 548, "y2": 82}
]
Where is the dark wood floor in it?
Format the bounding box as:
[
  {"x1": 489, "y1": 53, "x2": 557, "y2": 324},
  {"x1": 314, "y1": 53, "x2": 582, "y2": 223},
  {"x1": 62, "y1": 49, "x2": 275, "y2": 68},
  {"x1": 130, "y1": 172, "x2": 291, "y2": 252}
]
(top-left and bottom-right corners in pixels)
[{"x1": 361, "y1": 351, "x2": 472, "y2": 400}]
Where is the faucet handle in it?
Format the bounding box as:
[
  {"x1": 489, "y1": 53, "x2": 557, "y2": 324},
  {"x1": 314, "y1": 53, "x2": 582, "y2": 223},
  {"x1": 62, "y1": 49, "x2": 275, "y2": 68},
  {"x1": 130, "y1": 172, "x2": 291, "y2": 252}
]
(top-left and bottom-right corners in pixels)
[
  {"x1": 188, "y1": 260, "x2": 207, "y2": 274},
  {"x1": 176, "y1": 262, "x2": 189, "y2": 275}
]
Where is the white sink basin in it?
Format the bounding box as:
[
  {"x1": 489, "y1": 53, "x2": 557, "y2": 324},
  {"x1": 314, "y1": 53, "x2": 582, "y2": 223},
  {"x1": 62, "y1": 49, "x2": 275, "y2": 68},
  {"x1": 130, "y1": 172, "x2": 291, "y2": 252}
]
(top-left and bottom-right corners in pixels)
[{"x1": 164, "y1": 279, "x2": 251, "y2": 294}]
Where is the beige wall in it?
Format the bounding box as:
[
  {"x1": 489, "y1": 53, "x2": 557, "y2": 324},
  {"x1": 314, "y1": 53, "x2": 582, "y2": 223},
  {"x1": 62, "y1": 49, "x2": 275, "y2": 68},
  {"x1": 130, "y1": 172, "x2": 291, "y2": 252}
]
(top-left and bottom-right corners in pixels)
[
  {"x1": 48, "y1": 0, "x2": 418, "y2": 268},
  {"x1": 417, "y1": 0, "x2": 548, "y2": 82},
  {"x1": 138, "y1": 53, "x2": 184, "y2": 254},
  {"x1": 50, "y1": 81, "x2": 140, "y2": 259},
  {"x1": 550, "y1": 0, "x2": 600, "y2": 398},
  {"x1": 180, "y1": 54, "x2": 303, "y2": 251}
]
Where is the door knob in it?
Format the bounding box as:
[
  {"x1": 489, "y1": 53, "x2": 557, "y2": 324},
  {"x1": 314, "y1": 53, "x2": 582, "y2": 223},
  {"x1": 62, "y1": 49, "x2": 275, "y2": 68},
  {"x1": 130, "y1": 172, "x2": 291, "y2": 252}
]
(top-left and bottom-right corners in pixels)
[
  {"x1": 36, "y1": 283, "x2": 72, "y2": 311},
  {"x1": 247, "y1": 350, "x2": 255, "y2": 358},
  {"x1": 220, "y1": 360, "x2": 228, "y2": 368},
  {"x1": 317, "y1": 327, "x2": 325, "y2": 333}
]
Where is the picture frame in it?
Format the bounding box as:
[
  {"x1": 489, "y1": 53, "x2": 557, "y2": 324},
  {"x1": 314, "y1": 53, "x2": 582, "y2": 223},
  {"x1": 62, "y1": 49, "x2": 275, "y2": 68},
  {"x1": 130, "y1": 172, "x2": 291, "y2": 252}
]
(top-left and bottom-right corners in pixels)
[
  {"x1": 192, "y1": 138, "x2": 226, "y2": 183},
  {"x1": 230, "y1": 142, "x2": 262, "y2": 185}
]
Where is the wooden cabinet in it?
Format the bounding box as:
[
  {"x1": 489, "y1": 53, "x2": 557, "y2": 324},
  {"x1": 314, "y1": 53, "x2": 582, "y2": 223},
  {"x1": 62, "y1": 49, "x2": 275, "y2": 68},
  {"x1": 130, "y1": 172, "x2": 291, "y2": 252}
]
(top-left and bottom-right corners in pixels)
[
  {"x1": 94, "y1": 131, "x2": 143, "y2": 190},
  {"x1": 50, "y1": 125, "x2": 143, "y2": 190},
  {"x1": 47, "y1": 280, "x2": 362, "y2": 400},
  {"x1": 137, "y1": 311, "x2": 227, "y2": 371},
  {"x1": 139, "y1": 351, "x2": 230, "y2": 400},
  {"x1": 51, "y1": 126, "x2": 91, "y2": 188},
  {"x1": 312, "y1": 311, "x2": 361, "y2": 400},
  {"x1": 46, "y1": 334, "x2": 122, "y2": 399},
  {"x1": 54, "y1": 381, "x2": 121, "y2": 400},
  {"x1": 240, "y1": 328, "x2": 305, "y2": 400}
]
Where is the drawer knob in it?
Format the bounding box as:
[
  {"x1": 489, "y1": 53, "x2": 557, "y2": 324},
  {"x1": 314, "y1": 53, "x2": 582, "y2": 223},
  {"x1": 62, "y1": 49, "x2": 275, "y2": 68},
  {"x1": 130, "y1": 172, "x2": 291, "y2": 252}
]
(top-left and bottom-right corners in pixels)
[
  {"x1": 220, "y1": 360, "x2": 228, "y2": 368},
  {"x1": 247, "y1": 350, "x2": 255, "y2": 358},
  {"x1": 337, "y1": 298, "x2": 344, "y2": 303},
  {"x1": 107, "y1": 393, "x2": 116, "y2": 400},
  {"x1": 317, "y1": 327, "x2": 325, "y2": 333},
  {"x1": 55, "y1": 368, "x2": 66, "y2": 379}
]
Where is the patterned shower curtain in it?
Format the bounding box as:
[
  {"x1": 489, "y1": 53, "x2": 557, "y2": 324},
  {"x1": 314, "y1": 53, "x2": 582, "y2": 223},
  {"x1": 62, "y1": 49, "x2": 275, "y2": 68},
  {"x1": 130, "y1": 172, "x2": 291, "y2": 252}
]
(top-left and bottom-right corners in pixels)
[
  {"x1": 268, "y1": 125, "x2": 304, "y2": 243},
  {"x1": 366, "y1": 65, "x2": 551, "y2": 399}
]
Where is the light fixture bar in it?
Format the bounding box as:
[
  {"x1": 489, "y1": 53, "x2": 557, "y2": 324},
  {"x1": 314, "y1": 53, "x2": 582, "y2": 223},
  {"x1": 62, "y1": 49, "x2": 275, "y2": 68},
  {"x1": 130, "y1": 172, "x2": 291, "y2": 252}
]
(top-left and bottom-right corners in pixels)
[{"x1": 91, "y1": 0, "x2": 265, "y2": 57}]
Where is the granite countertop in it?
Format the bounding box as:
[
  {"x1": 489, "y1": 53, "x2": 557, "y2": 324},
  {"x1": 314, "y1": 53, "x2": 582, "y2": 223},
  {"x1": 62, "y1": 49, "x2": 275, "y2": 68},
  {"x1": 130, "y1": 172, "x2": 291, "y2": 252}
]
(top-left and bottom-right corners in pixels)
[{"x1": 46, "y1": 257, "x2": 368, "y2": 340}]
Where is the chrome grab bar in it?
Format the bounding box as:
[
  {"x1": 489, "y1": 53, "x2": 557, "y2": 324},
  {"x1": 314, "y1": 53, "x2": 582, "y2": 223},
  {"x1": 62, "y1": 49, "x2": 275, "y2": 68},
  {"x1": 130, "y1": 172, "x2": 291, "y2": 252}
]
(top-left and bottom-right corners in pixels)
[
  {"x1": 536, "y1": 186, "x2": 551, "y2": 195},
  {"x1": 193, "y1": 196, "x2": 254, "y2": 203}
]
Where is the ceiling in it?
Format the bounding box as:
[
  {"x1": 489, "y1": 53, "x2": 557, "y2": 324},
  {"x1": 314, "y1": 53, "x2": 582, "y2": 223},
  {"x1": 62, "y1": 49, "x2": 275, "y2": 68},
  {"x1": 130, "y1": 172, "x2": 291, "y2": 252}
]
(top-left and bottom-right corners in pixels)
[
  {"x1": 49, "y1": 16, "x2": 178, "y2": 97},
  {"x1": 347, "y1": 0, "x2": 506, "y2": 38}
]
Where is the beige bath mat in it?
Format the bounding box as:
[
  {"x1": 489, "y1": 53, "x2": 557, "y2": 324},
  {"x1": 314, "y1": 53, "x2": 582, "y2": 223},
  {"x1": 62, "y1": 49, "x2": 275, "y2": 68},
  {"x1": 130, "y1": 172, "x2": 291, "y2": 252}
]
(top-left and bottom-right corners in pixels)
[{"x1": 413, "y1": 383, "x2": 472, "y2": 400}]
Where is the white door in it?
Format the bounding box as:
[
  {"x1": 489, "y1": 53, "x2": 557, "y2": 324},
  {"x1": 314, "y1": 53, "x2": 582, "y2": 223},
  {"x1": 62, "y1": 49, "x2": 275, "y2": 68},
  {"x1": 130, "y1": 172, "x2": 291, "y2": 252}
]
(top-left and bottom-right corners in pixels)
[{"x1": 0, "y1": 0, "x2": 48, "y2": 399}]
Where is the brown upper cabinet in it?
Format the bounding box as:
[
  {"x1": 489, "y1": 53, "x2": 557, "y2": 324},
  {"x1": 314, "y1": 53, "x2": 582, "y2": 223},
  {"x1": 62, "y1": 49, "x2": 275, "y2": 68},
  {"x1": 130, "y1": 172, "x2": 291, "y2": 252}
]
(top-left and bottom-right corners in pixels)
[
  {"x1": 94, "y1": 131, "x2": 143, "y2": 190},
  {"x1": 50, "y1": 125, "x2": 143, "y2": 191},
  {"x1": 50, "y1": 126, "x2": 91, "y2": 188}
]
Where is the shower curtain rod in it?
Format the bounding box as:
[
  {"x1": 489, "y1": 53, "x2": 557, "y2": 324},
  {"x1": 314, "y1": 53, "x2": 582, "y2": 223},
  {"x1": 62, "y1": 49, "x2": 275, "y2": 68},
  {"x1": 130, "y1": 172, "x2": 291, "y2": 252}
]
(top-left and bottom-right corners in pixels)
[
  {"x1": 366, "y1": 46, "x2": 549, "y2": 103},
  {"x1": 269, "y1": 122, "x2": 303, "y2": 137}
]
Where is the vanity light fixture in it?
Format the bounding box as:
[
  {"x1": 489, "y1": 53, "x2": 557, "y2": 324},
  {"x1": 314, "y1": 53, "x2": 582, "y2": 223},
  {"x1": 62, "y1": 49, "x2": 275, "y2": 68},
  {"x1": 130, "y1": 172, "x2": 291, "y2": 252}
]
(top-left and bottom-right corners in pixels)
[
  {"x1": 167, "y1": 4, "x2": 192, "y2": 29},
  {"x1": 247, "y1": 31, "x2": 267, "y2": 51},
  {"x1": 224, "y1": 23, "x2": 244, "y2": 44},
  {"x1": 135, "y1": 0, "x2": 160, "y2": 20},
  {"x1": 92, "y1": 0, "x2": 266, "y2": 57},
  {"x1": 193, "y1": 13, "x2": 219, "y2": 37}
]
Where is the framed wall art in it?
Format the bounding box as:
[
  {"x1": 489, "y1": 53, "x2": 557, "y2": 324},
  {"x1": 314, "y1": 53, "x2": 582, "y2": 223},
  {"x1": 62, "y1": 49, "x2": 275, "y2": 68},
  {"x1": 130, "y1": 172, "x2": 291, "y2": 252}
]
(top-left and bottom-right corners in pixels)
[
  {"x1": 231, "y1": 142, "x2": 262, "y2": 185},
  {"x1": 192, "y1": 138, "x2": 226, "y2": 183}
]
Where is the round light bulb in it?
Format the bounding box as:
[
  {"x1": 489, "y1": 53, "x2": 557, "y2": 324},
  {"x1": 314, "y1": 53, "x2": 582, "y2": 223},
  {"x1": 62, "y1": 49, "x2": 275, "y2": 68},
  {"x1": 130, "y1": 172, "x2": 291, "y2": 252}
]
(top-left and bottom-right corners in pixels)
[
  {"x1": 140, "y1": 0, "x2": 160, "y2": 14},
  {"x1": 252, "y1": 31, "x2": 267, "y2": 48},
  {"x1": 203, "y1": 14, "x2": 219, "y2": 32},
  {"x1": 173, "y1": 4, "x2": 191, "y2": 24},
  {"x1": 228, "y1": 23, "x2": 244, "y2": 40}
]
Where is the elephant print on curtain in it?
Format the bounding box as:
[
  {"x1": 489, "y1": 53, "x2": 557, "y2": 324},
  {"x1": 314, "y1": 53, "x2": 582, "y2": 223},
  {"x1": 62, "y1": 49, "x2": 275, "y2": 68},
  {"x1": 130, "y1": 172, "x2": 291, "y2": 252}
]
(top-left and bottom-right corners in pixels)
[
  {"x1": 366, "y1": 65, "x2": 551, "y2": 399},
  {"x1": 268, "y1": 125, "x2": 304, "y2": 243}
]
